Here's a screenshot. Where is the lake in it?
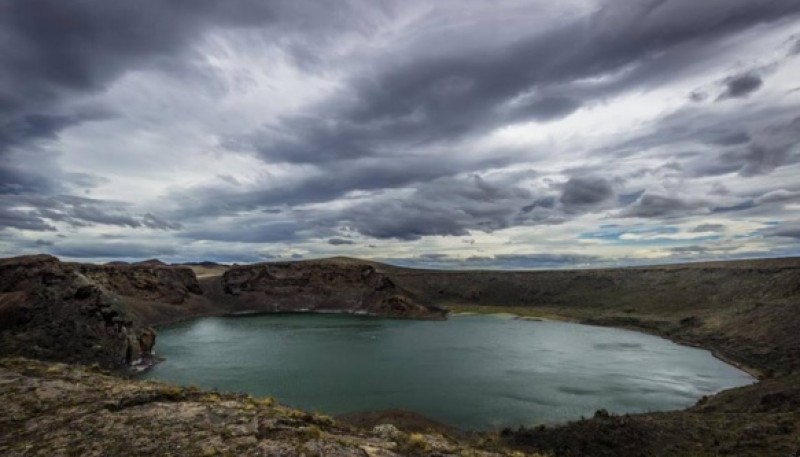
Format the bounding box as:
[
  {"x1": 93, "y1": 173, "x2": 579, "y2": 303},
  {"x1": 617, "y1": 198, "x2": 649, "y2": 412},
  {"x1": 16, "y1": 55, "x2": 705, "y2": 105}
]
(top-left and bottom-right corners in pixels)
[{"x1": 140, "y1": 313, "x2": 754, "y2": 430}]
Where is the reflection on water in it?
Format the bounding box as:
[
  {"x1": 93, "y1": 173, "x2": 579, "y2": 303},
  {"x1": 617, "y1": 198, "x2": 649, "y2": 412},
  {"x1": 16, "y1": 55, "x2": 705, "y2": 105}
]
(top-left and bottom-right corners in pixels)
[{"x1": 141, "y1": 313, "x2": 754, "y2": 429}]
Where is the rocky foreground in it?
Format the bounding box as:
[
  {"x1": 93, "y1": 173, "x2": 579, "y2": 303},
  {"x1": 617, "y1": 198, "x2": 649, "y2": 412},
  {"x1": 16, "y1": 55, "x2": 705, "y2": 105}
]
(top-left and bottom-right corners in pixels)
[
  {"x1": 0, "y1": 358, "x2": 523, "y2": 457},
  {"x1": 1, "y1": 254, "x2": 800, "y2": 456}
]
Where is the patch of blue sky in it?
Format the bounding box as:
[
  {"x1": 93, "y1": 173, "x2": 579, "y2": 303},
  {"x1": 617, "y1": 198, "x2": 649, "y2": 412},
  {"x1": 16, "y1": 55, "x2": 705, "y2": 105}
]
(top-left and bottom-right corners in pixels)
[{"x1": 579, "y1": 225, "x2": 679, "y2": 241}]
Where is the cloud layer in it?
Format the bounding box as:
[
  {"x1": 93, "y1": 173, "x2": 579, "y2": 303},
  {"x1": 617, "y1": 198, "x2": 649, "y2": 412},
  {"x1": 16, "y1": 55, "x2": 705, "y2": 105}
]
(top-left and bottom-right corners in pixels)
[{"x1": 2, "y1": 0, "x2": 800, "y2": 267}]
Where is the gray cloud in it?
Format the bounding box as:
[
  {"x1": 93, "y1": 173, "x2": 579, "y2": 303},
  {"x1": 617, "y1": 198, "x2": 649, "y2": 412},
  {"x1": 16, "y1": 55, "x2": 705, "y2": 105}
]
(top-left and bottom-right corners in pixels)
[
  {"x1": 142, "y1": 213, "x2": 183, "y2": 231},
  {"x1": 0, "y1": 195, "x2": 182, "y2": 232},
  {"x1": 560, "y1": 177, "x2": 615, "y2": 207},
  {"x1": 391, "y1": 252, "x2": 604, "y2": 270},
  {"x1": 182, "y1": 220, "x2": 308, "y2": 243},
  {"x1": 2, "y1": 1, "x2": 800, "y2": 264},
  {"x1": 718, "y1": 73, "x2": 763, "y2": 99},
  {"x1": 764, "y1": 221, "x2": 800, "y2": 239},
  {"x1": 50, "y1": 243, "x2": 179, "y2": 259},
  {"x1": 669, "y1": 244, "x2": 736, "y2": 254},
  {"x1": 337, "y1": 175, "x2": 536, "y2": 240},
  {"x1": 754, "y1": 190, "x2": 800, "y2": 204},
  {"x1": 621, "y1": 194, "x2": 709, "y2": 218},
  {"x1": 0, "y1": 0, "x2": 283, "y2": 154},
  {"x1": 0, "y1": 207, "x2": 56, "y2": 232},
  {"x1": 0, "y1": 164, "x2": 56, "y2": 195},
  {"x1": 327, "y1": 238, "x2": 354, "y2": 246},
  {"x1": 234, "y1": 0, "x2": 800, "y2": 166},
  {"x1": 691, "y1": 223, "x2": 725, "y2": 233},
  {"x1": 731, "y1": 144, "x2": 796, "y2": 177}
]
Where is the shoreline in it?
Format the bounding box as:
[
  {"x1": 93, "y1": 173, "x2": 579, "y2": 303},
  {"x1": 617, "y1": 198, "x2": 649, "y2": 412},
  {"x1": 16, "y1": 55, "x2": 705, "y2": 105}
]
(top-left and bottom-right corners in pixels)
[
  {"x1": 445, "y1": 304, "x2": 765, "y2": 379},
  {"x1": 140, "y1": 305, "x2": 761, "y2": 430},
  {"x1": 147, "y1": 304, "x2": 763, "y2": 380}
]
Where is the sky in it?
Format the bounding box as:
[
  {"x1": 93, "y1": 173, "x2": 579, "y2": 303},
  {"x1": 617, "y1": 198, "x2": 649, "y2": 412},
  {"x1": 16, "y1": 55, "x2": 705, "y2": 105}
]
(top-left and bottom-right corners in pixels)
[{"x1": 1, "y1": 0, "x2": 800, "y2": 269}]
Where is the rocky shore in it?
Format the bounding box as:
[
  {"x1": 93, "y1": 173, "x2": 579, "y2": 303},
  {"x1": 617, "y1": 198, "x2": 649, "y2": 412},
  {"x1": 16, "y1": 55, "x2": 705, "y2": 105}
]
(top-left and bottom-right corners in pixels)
[{"x1": 1, "y1": 254, "x2": 799, "y2": 456}]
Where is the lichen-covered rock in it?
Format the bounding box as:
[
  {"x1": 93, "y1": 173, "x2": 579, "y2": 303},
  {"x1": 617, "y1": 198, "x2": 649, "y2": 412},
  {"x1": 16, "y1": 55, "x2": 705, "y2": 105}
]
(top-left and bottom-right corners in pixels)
[
  {"x1": 0, "y1": 255, "x2": 188, "y2": 370},
  {"x1": 373, "y1": 423, "x2": 402, "y2": 440},
  {"x1": 0, "y1": 358, "x2": 520, "y2": 457}
]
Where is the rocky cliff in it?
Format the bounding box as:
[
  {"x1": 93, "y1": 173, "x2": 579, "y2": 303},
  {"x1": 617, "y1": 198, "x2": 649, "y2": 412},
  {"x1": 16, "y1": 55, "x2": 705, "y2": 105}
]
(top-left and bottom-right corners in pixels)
[
  {"x1": 220, "y1": 261, "x2": 445, "y2": 319},
  {"x1": 0, "y1": 255, "x2": 169, "y2": 369},
  {"x1": 0, "y1": 256, "x2": 445, "y2": 370}
]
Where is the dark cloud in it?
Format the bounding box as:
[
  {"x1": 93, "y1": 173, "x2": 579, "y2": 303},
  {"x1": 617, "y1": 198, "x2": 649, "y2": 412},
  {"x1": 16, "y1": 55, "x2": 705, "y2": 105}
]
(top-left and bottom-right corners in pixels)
[
  {"x1": 0, "y1": 207, "x2": 56, "y2": 232},
  {"x1": 67, "y1": 205, "x2": 141, "y2": 228},
  {"x1": 418, "y1": 253, "x2": 449, "y2": 260},
  {"x1": 733, "y1": 144, "x2": 795, "y2": 177},
  {"x1": 718, "y1": 73, "x2": 763, "y2": 100},
  {"x1": 142, "y1": 213, "x2": 183, "y2": 230},
  {"x1": 764, "y1": 222, "x2": 800, "y2": 239},
  {"x1": 522, "y1": 196, "x2": 557, "y2": 213},
  {"x1": 50, "y1": 243, "x2": 178, "y2": 259},
  {"x1": 337, "y1": 175, "x2": 535, "y2": 240},
  {"x1": 0, "y1": 164, "x2": 55, "y2": 195},
  {"x1": 0, "y1": 195, "x2": 182, "y2": 232},
  {"x1": 755, "y1": 190, "x2": 800, "y2": 204},
  {"x1": 791, "y1": 36, "x2": 800, "y2": 55},
  {"x1": 691, "y1": 223, "x2": 725, "y2": 233},
  {"x1": 560, "y1": 177, "x2": 615, "y2": 207},
  {"x1": 669, "y1": 244, "x2": 736, "y2": 254},
  {"x1": 169, "y1": 155, "x2": 514, "y2": 220},
  {"x1": 235, "y1": 0, "x2": 800, "y2": 165},
  {"x1": 0, "y1": 0, "x2": 376, "y2": 154},
  {"x1": 608, "y1": 105, "x2": 800, "y2": 179},
  {"x1": 707, "y1": 131, "x2": 751, "y2": 146},
  {"x1": 621, "y1": 194, "x2": 708, "y2": 218},
  {"x1": 390, "y1": 252, "x2": 604, "y2": 269},
  {"x1": 2, "y1": 1, "x2": 800, "y2": 262},
  {"x1": 510, "y1": 96, "x2": 582, "y2": 122},
  {"x1": 688, "y1": 90, "x2": 707, "y2": 102},
  {"x1": 0, "y1": 110, "x2": 113, "y2": 153},
  {"x1": 1, "y1": 0, "x2": 268, "y2": 135},
  {"x1": 182, "y1": 220, "x2": 307, "y2": 243}
]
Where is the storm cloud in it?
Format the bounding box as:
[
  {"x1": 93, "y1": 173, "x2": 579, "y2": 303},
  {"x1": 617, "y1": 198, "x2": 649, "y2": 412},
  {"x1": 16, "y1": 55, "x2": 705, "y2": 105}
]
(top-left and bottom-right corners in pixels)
[
  {"x1": 718, "y1": 73, "x2": 764, "y2": 99},
  {"x1": 2, "y1": 0, "x2": 800, "y2": 264}
]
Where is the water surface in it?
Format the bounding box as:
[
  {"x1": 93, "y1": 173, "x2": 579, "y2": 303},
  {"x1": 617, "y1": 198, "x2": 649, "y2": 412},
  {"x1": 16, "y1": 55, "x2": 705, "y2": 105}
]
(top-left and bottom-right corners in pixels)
[{"x1": 141, "y1": 314, "x2": 753, "y2": 429}]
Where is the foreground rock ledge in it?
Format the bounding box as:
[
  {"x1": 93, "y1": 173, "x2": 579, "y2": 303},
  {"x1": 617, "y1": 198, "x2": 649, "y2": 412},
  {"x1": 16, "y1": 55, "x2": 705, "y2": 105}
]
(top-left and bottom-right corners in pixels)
[{"x1": 0, "y1": 358, "x2": 528, "y2": 457}]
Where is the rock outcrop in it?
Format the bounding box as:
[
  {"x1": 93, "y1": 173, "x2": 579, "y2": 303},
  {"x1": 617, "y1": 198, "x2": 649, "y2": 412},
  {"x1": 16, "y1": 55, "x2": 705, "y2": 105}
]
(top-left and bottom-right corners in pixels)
[
  {"x1": 220, "y1": 261, "x2": 446, "y2": 319},
  {"x1": 0, "y1": 255, "x2": 202, "y2": 370}
]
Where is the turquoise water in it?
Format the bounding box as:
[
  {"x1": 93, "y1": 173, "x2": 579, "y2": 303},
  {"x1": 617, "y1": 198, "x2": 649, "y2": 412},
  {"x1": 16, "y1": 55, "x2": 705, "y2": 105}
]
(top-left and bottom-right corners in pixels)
[{"x1": 141, "y1": 313, "x2": 754, "y2": 429}]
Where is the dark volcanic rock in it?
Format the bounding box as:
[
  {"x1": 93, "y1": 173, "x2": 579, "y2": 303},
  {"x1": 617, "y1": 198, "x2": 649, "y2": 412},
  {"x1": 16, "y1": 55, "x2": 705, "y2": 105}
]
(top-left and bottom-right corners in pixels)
[
  {"x1": 220, "y1": 261, "x2": 446, "y2": 319},
  {"x1": 0, "y1": 255, "x2": 202, "y2": 370},
  {"x1": 77, "y1": 262, "x2": 203, "y2": 305}
]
